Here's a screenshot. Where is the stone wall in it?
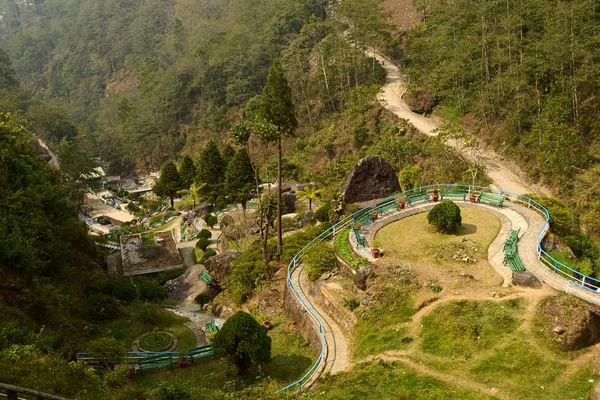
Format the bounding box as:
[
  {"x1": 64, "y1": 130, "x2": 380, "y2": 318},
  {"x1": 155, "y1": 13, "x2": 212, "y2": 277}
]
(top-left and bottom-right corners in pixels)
[
  {"x1": 283, "y1": 281, "x2": 323, "y2": 356},
  {"x1": 310, "y1": 281, "x2": 357, "y2": 334}
]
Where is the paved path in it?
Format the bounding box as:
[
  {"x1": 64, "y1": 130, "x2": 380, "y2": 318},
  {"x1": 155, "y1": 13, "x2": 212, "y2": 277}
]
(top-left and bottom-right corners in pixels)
[{"x1": 290, "y1": 261, "x2": 349, "y2": 381}]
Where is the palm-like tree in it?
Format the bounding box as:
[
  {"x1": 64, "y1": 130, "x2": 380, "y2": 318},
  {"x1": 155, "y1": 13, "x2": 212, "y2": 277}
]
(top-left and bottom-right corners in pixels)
[{"x1": 297, "y1": 185, "x2": 322, "y2": 211}]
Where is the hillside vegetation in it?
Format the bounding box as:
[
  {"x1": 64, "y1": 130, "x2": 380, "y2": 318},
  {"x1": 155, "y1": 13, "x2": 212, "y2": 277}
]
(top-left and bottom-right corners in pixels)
[{"x1": 404, "y1": 0, "x2": 600, "y2": 235}]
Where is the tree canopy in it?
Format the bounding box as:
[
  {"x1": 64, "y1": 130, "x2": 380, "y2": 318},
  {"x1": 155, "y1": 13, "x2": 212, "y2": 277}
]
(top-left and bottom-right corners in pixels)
[
  {"x1": 212, "y1": 311, "x2": 271, "y2": 374},
  {"x1": 154, "y1": 161, "x2": 184, "y2": 207}
]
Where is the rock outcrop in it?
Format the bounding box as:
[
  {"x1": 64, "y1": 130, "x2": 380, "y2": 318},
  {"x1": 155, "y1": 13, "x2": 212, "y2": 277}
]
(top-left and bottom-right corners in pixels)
[
  {"x1": 341, "y1": 156, "x2": 400, "y2": 203},
  {"x1": 512, "y1": 271, "x2": 542, "y2": 288},
  {"x1": 539, "y1": 295, "x2": 600, "y2": 351},
  {"x1": 204, "y1": 250, "x2": 240, "y2": 283}
]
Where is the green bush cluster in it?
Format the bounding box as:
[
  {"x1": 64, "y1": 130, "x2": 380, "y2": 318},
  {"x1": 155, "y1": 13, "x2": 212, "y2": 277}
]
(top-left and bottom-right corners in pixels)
[
  {"x1": 427, "y1": 200, "x2": 462, "y2": 233},
  {"x1": 226, "y1": 249, "x2": 266, "y2": 305},
  {"x1": 199, "y1": 249, "x2": 217, "y2": 263},
  {"x1": 203, "y1": 213, "x2": 218, "y2": 228},
  {"x1": 198, "y1": 229, "x2": 212, "y2": 239},
  {"x1": 196, "y1": 237, "x2": 210, "y2": 251},
  {"x1": 314, "y1": 203, "x2": 331, "y2": 222},
  {"x1": 136, "y1": 277, "x2": 167, "y2": 301},
  {"x1": 302, "y1": 241, "x2": 338, "y2": 281}
]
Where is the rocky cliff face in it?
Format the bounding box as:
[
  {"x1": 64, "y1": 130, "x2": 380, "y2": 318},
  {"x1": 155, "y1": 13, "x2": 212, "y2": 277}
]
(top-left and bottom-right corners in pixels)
[{"x1": 341, "y1": 156, "x2": 400, "y2": 203}]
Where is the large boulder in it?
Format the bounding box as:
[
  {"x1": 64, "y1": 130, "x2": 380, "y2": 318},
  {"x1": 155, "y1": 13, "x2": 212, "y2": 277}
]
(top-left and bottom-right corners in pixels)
[
  {"x1": 353, "y1": 264, "x2": 372, "y2": 291},
  {"x1": 204, "y1": 250, "x2": 241, "y2": 283},
  {"x1": 512, "y1": 271, "x2": 542, "y2": 288},
  {"x1": 341, "y1": 156, "x2": 400, "y2": 203},
  {"x1": 539, "y1": 295, "x2": 600, "y2": 351}
]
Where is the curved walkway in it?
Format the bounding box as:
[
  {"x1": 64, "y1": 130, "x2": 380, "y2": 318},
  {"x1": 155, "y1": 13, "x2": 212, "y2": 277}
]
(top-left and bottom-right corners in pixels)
[
  {"x1": 362, "y1": 200, "x2": 600, "y2": 307},
  {"x1": 291, "y1": 263, "x2": 349, "y2": 375},
  {"x1": 282, "y1": 188, "x2": 600, "y2": 393}
]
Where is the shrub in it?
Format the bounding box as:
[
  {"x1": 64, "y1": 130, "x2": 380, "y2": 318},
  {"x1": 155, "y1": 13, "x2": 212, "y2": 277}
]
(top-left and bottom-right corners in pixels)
[
  {"x1": 149, "y1": 214, "x2": 163, "y2": 226},
  {"x1": 0, "y1": 323, "x2": 29, "y2": 351},
  {"x1": 137, "y1": 278, "x2": 167, "y2": 301},
  {"x1": 87, "y1": 337, "x2": 126, "y2": 369},
  {"x1": 212, "y1": 311, "x2": 271, "y2": 374},
  {"x1": 226, "y1": 249, "x2": 265, "y2": 305},
  {"x1": 427, "y1": 200, "x2": 462, "y2": 233},
  {"x1": 314, "y1": 203, "x2": 331, "y2": 223},
  {"x1": 215, "y1": 196, "x2": 228, "y2": 210},
  {"x1": 564, "y1": 233, "x2": 600, "y2": 261},
  {"x1": 203, "y1": 213, "x2": 218, "y2": 228},
  {"x1": 81, "y1": 294, "x2": 121, "y2": 322},
  {"x1": 198, "y1": 229, "x2": 212, "y2": 239},
  {"x1": 343, "y1": 297, "x2": 360, "y2": 311},
  {"x1": 220, "y1": 214, "x2": 235, "y2": 228},
  {"x1": 196, "y1": 237, "x2": 210, "y2": 251},
  {"x1": 200, "y1": 249, "x2": 217, "y2": 264},
  {"x1": 302, "y1": 242, "x2": 338, "y2": 280},
  {"x1": 195, "y1": 293, "x2": 211, "y2": 307},
  {"x1": 155, "y1": 381, "x2": 192, "y2": 400},
  {"x1": 112, "y1": 281, "x2": 137, "y2": 304}
]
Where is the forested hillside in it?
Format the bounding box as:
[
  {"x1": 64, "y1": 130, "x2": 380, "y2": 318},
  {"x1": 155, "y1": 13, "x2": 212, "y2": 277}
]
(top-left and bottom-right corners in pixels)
[
  {"x1": 404, "y1": 0, "x2": 600, "y2": 234},
  {"x1": 1, "y1": 0, "x2": 393, "y2": 173}
]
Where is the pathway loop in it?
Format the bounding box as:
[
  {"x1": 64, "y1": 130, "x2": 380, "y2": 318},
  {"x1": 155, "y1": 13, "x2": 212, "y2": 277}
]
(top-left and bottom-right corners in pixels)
[{"x1": 279, "y1": 183, "x2": 600, "y2": 394}]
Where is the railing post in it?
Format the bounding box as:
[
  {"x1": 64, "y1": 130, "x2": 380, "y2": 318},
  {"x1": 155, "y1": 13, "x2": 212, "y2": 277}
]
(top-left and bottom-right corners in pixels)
[
  {"x1": 6, "y1": 390, "x2": 17, "y2": 400},
  {"x1": 583, "y1": 276, "x2": 586, "y2": 287},
  {"x1": 528, "y1": 199, "x2": 531, "y2": 208},
  {"x1": 554, "y1": 260, "x2": 558, "y2": 273}
]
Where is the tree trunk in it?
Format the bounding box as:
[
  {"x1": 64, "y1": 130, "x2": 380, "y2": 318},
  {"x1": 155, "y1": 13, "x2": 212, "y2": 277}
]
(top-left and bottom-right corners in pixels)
[
  {"x1": 170, "y1": 193, "x2": 174, "y2": 208},
  {"x1": 309, "y1": 198, "x2": 312, "y2": 211},
  {"x1": 276, "y1": 138, "x2": 283, "y2": 260}
]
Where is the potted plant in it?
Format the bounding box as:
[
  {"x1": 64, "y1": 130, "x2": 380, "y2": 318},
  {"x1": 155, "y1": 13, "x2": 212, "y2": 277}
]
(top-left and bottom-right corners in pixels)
[
  {"x1": 431, "y1": 189, "x2": 439, "y2": 202},
  {"x1": 353, "y1": 222, "x2": 362, "y2": 231},
  {"x1": 128, "y1": 368, "x2": 137, "y2": 379},
  {"x1": 370, "y1": 209, "x2": 379, "y2": 221},
  {"x1": 396, "y1": 194, "x2": 406, "y2": 210},
  {"x1": 469, "y1": 190, "x2": 477, "y2": 203},
  {"x1": 371, "y1": 239, "x2": 381, "y2": 258}
]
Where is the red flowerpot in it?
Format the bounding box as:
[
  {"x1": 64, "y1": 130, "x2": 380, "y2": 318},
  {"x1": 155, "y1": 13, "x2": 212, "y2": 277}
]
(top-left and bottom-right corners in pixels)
[
  {"x1": 128, "y1": 369, "x2": 137, "y2": 380},
  {"x1": 371, "y1": 214, "x2": 378, "y2": 221},
  {"x1": 432, "y1": 195, "x2": 439, "y2": 202},
  {"x1": 397, "y1": 202, "x2": 406, "y2": 210},
  {"x1": 470, "y1": 196, "x2": 476, "y2": 203},
  {"x1": 371, "y1": 248, "x2": 381, "y2": 258}
]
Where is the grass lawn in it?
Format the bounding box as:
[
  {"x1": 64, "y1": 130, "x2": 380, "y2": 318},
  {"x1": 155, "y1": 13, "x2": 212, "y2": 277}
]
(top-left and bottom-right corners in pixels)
[
  {"x1": 353, "y1": 288, "x2": 415, "y2": 359},
  {"x1": 334, "y1": 227, "x2": 356, "y2": 266},
  {"x1": 101, "y1": 302, "x2": 197, "y2": 351},
  {"x1": 132, "y1": 315, "x2": 313, "y2": 392},
  {"x1": 420, "y1": 299, "x2": 524, "y2": 359},
  {"x1": 375, "y1": 207, "x2": 501, "y2": 266},
  {"x1": 313, "y1": 361, "x2": 497, "y2": 399}
]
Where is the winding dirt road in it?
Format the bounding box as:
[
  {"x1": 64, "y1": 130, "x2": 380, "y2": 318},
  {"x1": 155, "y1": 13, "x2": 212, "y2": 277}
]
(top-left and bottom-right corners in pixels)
[{"x1": 370, "y1": 50, "x2": 550, "y2": 196}]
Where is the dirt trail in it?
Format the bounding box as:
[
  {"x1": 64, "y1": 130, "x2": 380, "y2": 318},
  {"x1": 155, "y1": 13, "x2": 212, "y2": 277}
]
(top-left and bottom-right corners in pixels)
[{"x1": 370, "y1": 50, "x2": 550, "y2": 196}]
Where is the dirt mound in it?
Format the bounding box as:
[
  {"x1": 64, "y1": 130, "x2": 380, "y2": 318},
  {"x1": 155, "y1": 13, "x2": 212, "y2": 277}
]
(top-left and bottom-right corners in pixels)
[{"x1": 539, "y1": 295, "x2": 600, "y2": 351}]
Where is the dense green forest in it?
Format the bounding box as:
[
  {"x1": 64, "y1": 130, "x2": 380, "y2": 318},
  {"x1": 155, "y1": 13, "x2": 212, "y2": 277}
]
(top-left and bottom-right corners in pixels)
[{"x1": 405, "y1": 0, "x2": 600, "y2": 235}]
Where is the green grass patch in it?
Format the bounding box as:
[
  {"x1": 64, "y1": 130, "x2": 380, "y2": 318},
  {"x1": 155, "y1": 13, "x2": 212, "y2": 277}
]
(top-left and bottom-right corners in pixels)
[
  {"x1": 375, "y1": 208, "x2": 501, "y2": 267},
  {"x1": 470, "y1": 340, "x2": 565, "y2": 399},
  {"x1": 353, "y1": 288, "x2": 416, "y2": 359},
  {"x1": 420, "y1": 299, "x2": 524, "y2": 359},
  {"x1": 141, "y1": 231, "x2": 154, "y2": 245},
  {"x1": 133, "y1": 315, "x2": 313, "y2": 391},
  {"x1": 193, "y1": 248, "x2": 204, "y2": 264},
  {"x1": 137, "y1": 331, "x2": 172, "y2": 351},
  {"x1": 314, "y1": 361, "x2": 496, "y2": 399},
  {"x1": 335, "y1": 227, "x2": 356, "y2": 266}
]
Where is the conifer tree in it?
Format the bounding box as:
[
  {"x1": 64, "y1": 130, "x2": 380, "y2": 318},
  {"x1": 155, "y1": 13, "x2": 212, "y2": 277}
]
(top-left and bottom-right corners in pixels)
[
  {"x1": 225, "y1": 149, "x2": 255, "y2": 212},
  {"x1": 154, "y1": 161, "x2": 184, "y2": 208},
  {"x1": 259, "y1": 59, "x2": 297, "y2": 259},
  {"x1": 196, "y1": 141, "x2": 226, "y2": 203}
]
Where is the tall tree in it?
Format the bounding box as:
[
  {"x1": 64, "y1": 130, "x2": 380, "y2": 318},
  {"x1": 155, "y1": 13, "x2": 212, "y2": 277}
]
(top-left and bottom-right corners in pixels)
[
  {"x1": 0, "y1": 49, "x2": 18, "y2": 91},
  {"x1": 196, "y1": 141, "x2": 226, "y2": 203},
  {"x1": 225, "y1": 149, "x2": 255, "y2": 212},
  {"x1": 259, "y1": 59, "x2": 297, "y2": 259},
  {"x1": 153, "y1": 161, "x2": 184, "y2": 208},
  {"x1": 179, "y1": 155, "x2": 196, "y2": 191},
  {"x1": 179, "y1": 155, "x2": 197, "y2": 208}
]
